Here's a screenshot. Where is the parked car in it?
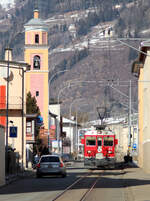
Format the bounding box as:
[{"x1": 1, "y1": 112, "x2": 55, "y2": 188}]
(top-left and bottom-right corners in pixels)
[
  {"x1": 32, "y1": 154, "x2": 40, "y2": 169},
  {"x1": 61, "y1": 153, "x2": 71, "y2": 162},
  {"x1": 36, "y1": 155, "x2": 67, "y2": 178}
]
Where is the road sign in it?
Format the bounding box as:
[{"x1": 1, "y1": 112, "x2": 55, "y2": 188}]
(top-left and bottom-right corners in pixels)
[
  {"x1": 133, "y1": 143, "x2": 137, "y2": 149},
  {"x1": 10, "y1": 126, "x2": 17, "y2": 138},
  {"x1": 36, "y1": 115, "x2": 43, "y2": 126}
]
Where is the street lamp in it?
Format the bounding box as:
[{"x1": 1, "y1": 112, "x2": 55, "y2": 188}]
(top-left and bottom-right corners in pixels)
[
  {"x1": 69, "y1": 98, "x2": 97, "y2": 155},
  {"x1": 57, "y1": 83, "x2": 71, "y2": 105},
  {"x1": 5, "y1": 48, "x2": 11, "y2": 153},
  {"x1": 56, "y1": 79, "x2": 132, "y2": 154},
  {"x1": 48, "y1": 70, "x2": 69, "y2": 152},
  {"x1": 57, "y1": 84, "x2": 86, "y2": 153},
  {"x1": 69, "y1": 98, "x2": 84, "y2": 154},
  {"x1": 108, "y1": 80, "x2": 134, "y2": 156},
  {"x1": 74, "y1": 103, "x2": 89, "y2": 155},
  {"x1": 49, "y1": 70, "x2": 69, "y2": 88},
  {"x1": 57, "y1": 80, "x2": 104, "y2": 153},
  {"x1": 57, "y1": 79, "x2": 106, "y2": 105}
]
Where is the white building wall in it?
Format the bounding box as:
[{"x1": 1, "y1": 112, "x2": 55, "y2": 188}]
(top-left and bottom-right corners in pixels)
[
  {"x1": 0, "y1": 125, "x2": 5, "y2": 186},
  {"x1": 108, "y1": 124, "x2": 128, "y2": 161},
  {"x1": 49, "y1": 104, "x2": 60, "y2": 116},
  {"x1": 49, "y1": 104, "x2": 60, "y2": 151},
  {"x1": 62, "y1": 117, "x2": 77, "y2": 154},
  {"x1": 63, "y1": 125, "x2": 75, "y2": 153}
]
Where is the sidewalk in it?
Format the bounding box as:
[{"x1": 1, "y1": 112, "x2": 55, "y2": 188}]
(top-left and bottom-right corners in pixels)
[
  {"x1": 5, "y1": 168, "x2": 35, "y2": 185},
  {"x1": 123, "y1": 163, "x2": 150, "y2": 201}
]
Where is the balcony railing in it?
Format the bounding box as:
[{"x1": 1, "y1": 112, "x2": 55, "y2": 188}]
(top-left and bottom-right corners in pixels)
[{"x1": 0, "y1": 96, "x2": 23, "y2": 110}]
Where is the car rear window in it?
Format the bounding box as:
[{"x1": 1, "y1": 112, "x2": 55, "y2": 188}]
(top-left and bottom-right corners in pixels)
[{"x1": 40, "y1": 156, "x2": 60, "y2": 162}]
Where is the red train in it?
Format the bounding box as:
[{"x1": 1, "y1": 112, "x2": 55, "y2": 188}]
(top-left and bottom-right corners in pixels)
[{"x1": 81, "y1": 127, "x2": 118, "y2": 168}]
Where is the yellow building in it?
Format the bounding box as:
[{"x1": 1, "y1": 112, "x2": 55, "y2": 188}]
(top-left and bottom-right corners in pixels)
[
  {"x1": 24, "y1": 8, "x2": 49, "y2": 130},
  {"x1": 132, "y1": 42, "x2": 150, "y2": 172}
]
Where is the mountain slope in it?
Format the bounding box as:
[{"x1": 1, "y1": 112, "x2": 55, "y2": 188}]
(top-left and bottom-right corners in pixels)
[{"x1": 0, "y1": 0, "x2": 147, "y2": 120}]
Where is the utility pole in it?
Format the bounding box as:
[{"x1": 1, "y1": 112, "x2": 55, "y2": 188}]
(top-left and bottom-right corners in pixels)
[
  {"x1": 128, "y1": 80, "x2": 132, "y2": 152},
  {"x1": 48, "y1": 70, "x2": 69, "y2": 153},
  {"x1": 6, "y1": 48, "x2": 10, "y2": 153},
  {"x1": 76, "y1": 109, "x2": 78, "y2": 155}
]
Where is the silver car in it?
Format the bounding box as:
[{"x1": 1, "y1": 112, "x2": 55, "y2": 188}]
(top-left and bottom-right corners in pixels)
[{"x1": 36, "y1": 155, "x2": 67, "y2": 178}]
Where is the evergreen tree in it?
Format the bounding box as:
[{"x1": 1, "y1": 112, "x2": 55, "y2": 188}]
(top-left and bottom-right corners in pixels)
[
  {"x1": 26, "y1": 92, "x2": 40, "y2": 114},
  {"x1": 26, "y1": 92, "x2": 42, "y2": 155}
]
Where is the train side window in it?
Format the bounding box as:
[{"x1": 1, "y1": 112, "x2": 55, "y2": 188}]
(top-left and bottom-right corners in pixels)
[
  {"x1": 97, "y1": 137, "x2": 102, "y2": 146},
  {"x1": 86, "y1": 137, "x2": 96, "y2": 146},
  {"x1": 103, "y1": 137, "x2": 113, "y2": 146}
]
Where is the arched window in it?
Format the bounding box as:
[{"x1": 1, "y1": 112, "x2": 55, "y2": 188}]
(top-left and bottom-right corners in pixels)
[
  {"x1": 33, "y1": 55, "x2": 40, "y2": 69},
  {"x1": 35, "y1": 34, "x2": 39, "y2": 44}
]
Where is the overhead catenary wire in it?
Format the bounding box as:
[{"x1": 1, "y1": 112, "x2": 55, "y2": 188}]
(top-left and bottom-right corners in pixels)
[
  {"x1": 49, "y1": 0, "x2": 150, "y2": 54},
  {"x1": 49, "y1": 0, "x2": 142, "y2": 119},
  {"x1": 51, "y1": 0, "x2": 142, "y2": 67}
]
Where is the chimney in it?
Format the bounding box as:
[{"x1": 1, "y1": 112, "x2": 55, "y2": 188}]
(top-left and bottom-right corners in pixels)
[{"x1": 5, "y1": 48, "x2": 12, "y2": 61}]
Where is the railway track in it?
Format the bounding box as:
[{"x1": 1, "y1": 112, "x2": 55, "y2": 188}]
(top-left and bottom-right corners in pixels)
[{"x1": 51, "y1": 169, "x2": 102, "y2": 201}]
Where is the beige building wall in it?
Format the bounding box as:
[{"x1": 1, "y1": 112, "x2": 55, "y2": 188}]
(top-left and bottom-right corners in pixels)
[
  {"x1": 7, "y1": 115, "x2": 26, "y2": 167},
  {"x1": 138, "y1": 67, "x2": 143, "y2": 167},
  {"x1": 135, "y1": 47, "x2": 150, "y2": 172},
  {"x1": 0, "y1": 125, "x2": 5, "y2": 186},
  {"x1": 132, "y1": 44, "x2": 150, "y2": 172},
  {"x1": 142, "y1": 51, "x2": 150, "y2": 172},
  {"x1": 0, "y1": 62, "x2": 28, "y2": 169}
]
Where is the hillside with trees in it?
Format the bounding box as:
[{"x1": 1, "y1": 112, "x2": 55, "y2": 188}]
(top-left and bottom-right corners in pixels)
[{"x1": 0, "y1": 0, "x2": 150, "y2": 120}]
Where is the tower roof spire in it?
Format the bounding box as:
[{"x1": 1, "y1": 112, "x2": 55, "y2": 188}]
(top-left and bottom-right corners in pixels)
[
  {"x1": 34, "y1": 0, "x2": 39, "y2": 19},
  {"x1": 34, "y1": 0, "x2": 39, "y2": 10}
]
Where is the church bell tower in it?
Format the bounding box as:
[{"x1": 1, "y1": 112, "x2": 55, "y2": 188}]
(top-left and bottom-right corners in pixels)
[{"x1": 24, "y1": 3, "x2": 49, "y2": 129}]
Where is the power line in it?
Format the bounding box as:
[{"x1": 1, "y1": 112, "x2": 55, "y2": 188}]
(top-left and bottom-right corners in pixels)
[{"x1": 116, "y1": 39, "x2": 149, "y2": 56}]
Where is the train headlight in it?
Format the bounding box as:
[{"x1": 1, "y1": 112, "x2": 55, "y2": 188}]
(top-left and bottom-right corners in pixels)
[{"x1": 87, "y1": 150, "x2": 91, "y2": 154}]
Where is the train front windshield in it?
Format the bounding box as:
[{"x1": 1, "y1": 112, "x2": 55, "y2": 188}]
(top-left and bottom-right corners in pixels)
[
  {"x1": 86, "y1": 137, "x2": 96, "y2": 146},
  {"x1": 103, "y1": 137, "x2": 114, "y2": 146},
  {"x1": 97, "y1": 137, "x2": 102, "y2": 146}
]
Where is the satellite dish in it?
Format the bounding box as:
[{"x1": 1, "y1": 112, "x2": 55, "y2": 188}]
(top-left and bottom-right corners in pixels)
[{"x1": 3, "y1": 71, "x2": 14, "y2": 81}]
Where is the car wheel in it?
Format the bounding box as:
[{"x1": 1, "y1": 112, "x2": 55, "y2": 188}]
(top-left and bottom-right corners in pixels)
[
  {"x1": 36, "y1": 173, "x2": 42, "y2": 178},
  {"x1": 61, "y1": 173, "x2": 67, "y2": 178}
]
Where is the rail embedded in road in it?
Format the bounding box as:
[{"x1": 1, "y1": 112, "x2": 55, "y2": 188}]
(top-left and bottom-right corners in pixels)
[{"x1": 51, "y1": 169, "x2": 102, "y2": 201}]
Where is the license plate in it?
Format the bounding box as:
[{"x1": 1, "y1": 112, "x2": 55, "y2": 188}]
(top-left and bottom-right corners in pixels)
[
  {"x1": 52, "y1": 165, "x2": 59, "y2": 168},
  {"x1": 42, "y1": 164, "x2": 48, "y2": 168}
]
